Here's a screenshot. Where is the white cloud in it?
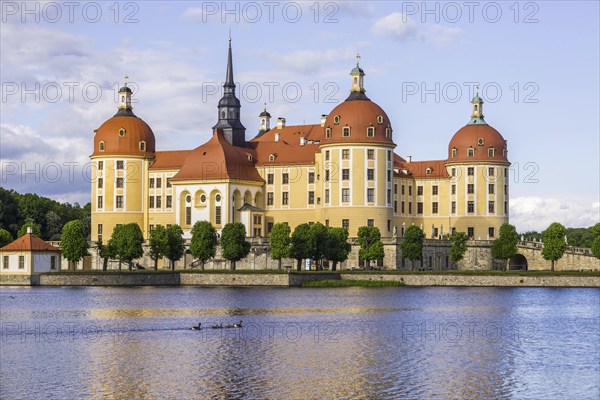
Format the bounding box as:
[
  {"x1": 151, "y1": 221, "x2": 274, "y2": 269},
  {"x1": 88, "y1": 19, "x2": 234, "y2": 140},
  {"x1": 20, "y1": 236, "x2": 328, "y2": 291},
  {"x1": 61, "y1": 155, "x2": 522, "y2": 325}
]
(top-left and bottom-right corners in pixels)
[
  {"x1": 510, "y1": 196, "x2": 600, "y2": 232},
  {"x1": 371, "y1": 12, "x2": 462, "y2": 46}
]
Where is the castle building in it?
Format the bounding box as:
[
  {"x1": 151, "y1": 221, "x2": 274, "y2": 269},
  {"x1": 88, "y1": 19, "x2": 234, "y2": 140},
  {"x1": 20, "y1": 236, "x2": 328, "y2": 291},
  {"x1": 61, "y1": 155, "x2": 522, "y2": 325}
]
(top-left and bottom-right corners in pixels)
[{"x1": 90, "y1": 42, "x2": 510, "y2": 244}]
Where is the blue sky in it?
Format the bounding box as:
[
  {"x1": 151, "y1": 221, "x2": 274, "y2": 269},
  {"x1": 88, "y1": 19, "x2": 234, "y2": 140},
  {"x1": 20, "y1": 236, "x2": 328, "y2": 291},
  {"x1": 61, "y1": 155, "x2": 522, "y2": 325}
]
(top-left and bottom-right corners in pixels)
[{"x1": 1, "y1": 1, "x2": 598, "y2": 232}]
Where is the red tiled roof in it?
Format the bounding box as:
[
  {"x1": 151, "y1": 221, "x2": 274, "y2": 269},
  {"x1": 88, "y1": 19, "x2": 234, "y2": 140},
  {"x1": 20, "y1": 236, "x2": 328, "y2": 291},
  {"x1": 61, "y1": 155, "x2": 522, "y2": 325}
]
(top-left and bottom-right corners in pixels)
[
  {"x1": 0, "y1": 234, "x2": 61, "y2": 252},
  {"x1": 249, "y1": 124, "x2": 322, "y2": 165},
  {"x1": 150, "y1": 150, "x2": 193, "y2": 170},
  {"x1": 397, "y1": 159, "x2": 450, "y2": 179}
]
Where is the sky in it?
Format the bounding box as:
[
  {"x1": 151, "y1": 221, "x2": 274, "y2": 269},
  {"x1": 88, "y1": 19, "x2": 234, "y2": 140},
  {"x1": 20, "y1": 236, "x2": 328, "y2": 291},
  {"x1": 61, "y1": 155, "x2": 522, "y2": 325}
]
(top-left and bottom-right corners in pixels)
[{"x1": 1, "y1": 0, "x2": 599, "y2": 232}]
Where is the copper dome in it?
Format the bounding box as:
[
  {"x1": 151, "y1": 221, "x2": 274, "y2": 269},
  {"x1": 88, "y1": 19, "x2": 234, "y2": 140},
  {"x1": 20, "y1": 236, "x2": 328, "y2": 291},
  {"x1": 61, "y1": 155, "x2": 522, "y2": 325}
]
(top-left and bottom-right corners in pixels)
[
  {"x1": 447, "y1": 124, "x2": 508, "y2": 163},
  {"x1": 322, "y1": 99, "x2": 394, "y2": 145}
]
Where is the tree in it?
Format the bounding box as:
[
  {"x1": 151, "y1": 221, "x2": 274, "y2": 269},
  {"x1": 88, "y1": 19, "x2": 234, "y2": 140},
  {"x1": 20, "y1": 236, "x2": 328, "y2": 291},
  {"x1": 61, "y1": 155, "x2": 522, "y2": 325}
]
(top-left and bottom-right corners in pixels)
[
  {"x1": 148, "y1": 225, "x2": 167, "y2": 270},
  {"x1": 45, "y1": 211, "x2": 63, "y2": 241},
  {"x1": 61, "y1": 220, "x2": 89, "y2": 271},
  {"x1": 164, "y1": 224, "x2": 185, "y2": 270},
  {"x1": 290, "y1": 223, "x2": 315, "y2": 271},
  {"x1": 190, "y1": 221, "x2": 218, "y2": 271},
  {"x1": 97, "y1": 237, "x2": 114, "y2": 271},
  {"x1": 591, "y1": 223, "x2": 600, "y2": 260},
  {"x1": 358, "y1": 226, "x2": 385, "y2": 269},
  {"x1": 449, "y1": 231, "x2": 469, "y2": 265},
  {"x1": 491, "y1": 223, "x2": 519, "y2": 271},
  {"x1": 542, "y1": 222, "x2": 568, "y2": 271},
  {"x1": 220, "y1": 222, "x2": 250, "y2": 271},
  {"x1": 400, "y1": 225, "x2": 423, "y2": 269},
  {"x1": 323, "y1": 227, "x2": 351, "y2": 271},
  {"x1": 309, "y1": 222, "x2": 328, "y2": 269},
  {"x1": 110, "y1": 223, "x2": 144, "y2": 271},
  {"x1": 270, "y1": 223, "x2": 291, "y2": 270},
  {"x1": 0, "y1": 229, "x2": 13, "y2": 248},
  {"x1": 17, "y1": 220, "x2": 42, "y2": 238}
]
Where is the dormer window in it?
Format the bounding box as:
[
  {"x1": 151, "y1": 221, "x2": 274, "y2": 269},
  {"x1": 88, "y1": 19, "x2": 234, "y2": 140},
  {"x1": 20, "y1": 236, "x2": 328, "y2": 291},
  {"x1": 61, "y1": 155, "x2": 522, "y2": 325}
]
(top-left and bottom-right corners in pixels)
[
  {"x1": 468, "y1": 147, "x2": 475, "y2": 157},
  {"x1": 342, "y1": 126, "x2": 350, "y2": 137},
  {"x1": 488, "y1": 147, "x2": 495, "y2": 157},
  {"x1": 139, "y1": 141, "x2": 146, "y2": 151},
  {"x1": 367, "y1": 126, "x2": 375, "y2": 137},
  {"x1": 334, "y1": 115, "x2": 340, "y2": 125},
  {"x1": 99, "y1": 141, "x2": 105, "y2": 151},
  {"x1": 377, "y1": 115, "x2": 384, "y2": 124},
  {"x1": 385, "y1": 127, "x2": 392, "y2": 139},
  {"x1": 477, "y1": 138, "x2": 485, "y2": 146},
  {"x1": 426, "y1": 168, "x2": 432, "y2": 175},
  {"x1": 451, "y1": 148, "x2": 457, "y2": 158},
  {"x1": 269, "y1": 154, "x2": 276, "y2": 162},
  {"x1": 325, "y1": 127, "x2": 332, "y2": 138},
  {"x1": 503, "y1": 148, "x2": 507, "y2": 157},
  {"x1": 119, "y1": 128, "x2": 125, "y2": 137}
]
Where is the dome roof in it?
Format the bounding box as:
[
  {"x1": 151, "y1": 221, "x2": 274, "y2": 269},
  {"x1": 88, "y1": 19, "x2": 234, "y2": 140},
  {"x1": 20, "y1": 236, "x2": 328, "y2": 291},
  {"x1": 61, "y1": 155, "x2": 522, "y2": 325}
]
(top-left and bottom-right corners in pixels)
[
  {"x1": 92, "y1": 115, "x2": 156, "y2": 157},
  {"x1": 448, "y1": 123, "x2": 508, "y2": 163},
  {"x1": 322, "y1": 99, "x2": 394, "y2": 145}
]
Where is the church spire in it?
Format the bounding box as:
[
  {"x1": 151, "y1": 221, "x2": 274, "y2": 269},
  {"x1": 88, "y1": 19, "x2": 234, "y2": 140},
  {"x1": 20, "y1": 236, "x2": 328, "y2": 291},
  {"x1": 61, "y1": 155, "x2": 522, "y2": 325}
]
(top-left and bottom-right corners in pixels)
[
  {"x1": 345, "y1": 53, "x2": 369, "y2": 101},
  {"x1": 213, "y1": 35, "x2": 246, "y2": 146},
  {"x1": 115, "y1": 74, "x2": 135, "y2": 117}
]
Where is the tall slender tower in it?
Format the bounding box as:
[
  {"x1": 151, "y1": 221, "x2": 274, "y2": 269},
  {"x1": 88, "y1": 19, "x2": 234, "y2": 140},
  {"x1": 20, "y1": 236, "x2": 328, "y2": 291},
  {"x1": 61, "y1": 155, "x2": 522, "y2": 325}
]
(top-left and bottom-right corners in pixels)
[{"x1": 213, "y1": 37, "x2": 246, "y2": 146}]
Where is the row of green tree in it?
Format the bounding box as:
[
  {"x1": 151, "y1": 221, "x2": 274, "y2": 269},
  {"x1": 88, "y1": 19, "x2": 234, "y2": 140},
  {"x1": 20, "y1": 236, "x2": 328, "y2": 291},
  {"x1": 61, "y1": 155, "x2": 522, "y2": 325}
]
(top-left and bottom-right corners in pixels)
[
  {"x1": 521, "y1": 225, "x2": 599, "y2": 248},
  {"x1": 0, "y1": 188, "x2": 90, "y2": 242}
]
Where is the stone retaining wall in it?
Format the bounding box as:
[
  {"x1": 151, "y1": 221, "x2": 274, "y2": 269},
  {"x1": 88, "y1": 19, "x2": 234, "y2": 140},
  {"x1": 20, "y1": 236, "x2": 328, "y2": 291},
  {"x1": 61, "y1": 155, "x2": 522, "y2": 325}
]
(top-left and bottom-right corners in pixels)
[{"x1": 39, "y1": 273, "x2": 180, "y2": 286}]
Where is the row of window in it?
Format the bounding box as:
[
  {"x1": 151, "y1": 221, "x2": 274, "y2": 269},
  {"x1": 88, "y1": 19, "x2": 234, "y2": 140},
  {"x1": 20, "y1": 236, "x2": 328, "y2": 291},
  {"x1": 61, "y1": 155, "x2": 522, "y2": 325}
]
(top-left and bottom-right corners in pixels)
[
  {"x1": 450, "y1": 147, "x2": 507, "y2": 158},
  {"x1": 324, "y1": 126, "x2": 392, "y2": 139},
  {"x1": 413, "y1": 183, "x2": 508, "y2": 196},
  {"x1": 324, "y1": 149, "x2": 392, "y2": 161},
  {"x1": 97, "y1": 160, "x2": 123, "y2": 170},
  {"x1": 266, "y1": 188, "x2": 392, "y2": 206},
  {"x1": 1, "y1": 255, "x2": 57, "y2": 270},
  {"x1": 99, "y1": 141, "x2": 146, "y2": 152},
  {"x1": 414, "y1": 200, "x2": 505, "y2": 215},
  {"x1": 149, "y1": 195, "x2": 173, "y2": 209}
]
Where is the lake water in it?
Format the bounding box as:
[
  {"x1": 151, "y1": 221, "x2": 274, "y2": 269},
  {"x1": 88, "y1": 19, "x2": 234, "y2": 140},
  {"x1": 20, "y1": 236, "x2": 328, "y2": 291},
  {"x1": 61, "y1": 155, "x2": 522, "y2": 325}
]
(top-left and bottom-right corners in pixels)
[{"x1": 0, "y1": 286, "x2": 598, "y2": 399}]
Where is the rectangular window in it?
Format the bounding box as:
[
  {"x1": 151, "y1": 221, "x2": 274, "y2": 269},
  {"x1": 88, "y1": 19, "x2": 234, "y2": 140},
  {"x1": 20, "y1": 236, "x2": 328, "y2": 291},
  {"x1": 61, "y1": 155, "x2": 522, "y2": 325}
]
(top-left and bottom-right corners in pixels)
[
  {"x1": 156, "y1": 196, "x2": 162, "y2": 208},
  {"x1": 149, "y1": 178, "x2": 155, "y2": 188},
  {"x1": 116, "y1": 160, "x2": 124, "y2": 170},
  {"x1": 468, "y1": 201, "x2": 475, "y2": 213},
  {"x1": 387, "y1": 170, "x2": 391, "y2": 182},
  {"x1": 468, "y1": 227, "x2": 474, "y2": 237},
  {"x1": 166, "y1": 178, "x2": 172, "y2": 188},
  {"x1": 267, "y1": 222, "x2": 274, "y2": 233},
  {"x1": 342, "y1": 189, "x2": 350, "y2": 203},
  {"x1": 488, "y1": 167, "x2": 495, "y2": 176},
  {"x1": 408, "y1": 186, "x2": 412, "y2": 196},
  {"x1": 401, "y1": 185, "x2": 405, "y2": 195},
  {"x1": 395, "y1": 201, "x2": 398, "y2": 213},
  {"x1": 367, "y1": 149, "x2": 374, "y2": 159},
  {"x1": 325, "y1": 170, "x2": 330, "y2": 181},
  {"x1": 308, "y1": 172, "x2": 315, "y2": 184},
  {"x1": 116, "y1": 196, "x2": 123, "y2": 208},
  {"x1": 253, "y1": 215, "x2": 262, "y2": 225},
  {"x1": 367, "y1": 188, "x2": 375, "y2": 202},
  {"x1": 342, "y1": 169, "x2": 350, "y2": 180},
  {"x1": 367, "y1": 219, "x2": 374, "y2": 227},
  {"x1": 97, "y1": 196, "x2": 103, "y2": 209},
  {"x1": 116, "y1": 177, "x2": 124, "y2": 189},
  {"x1": 19, "y1": 255, "x2": 25, "y2": 270},
  {"x1": 451, "y1": 201, "x2": 456, "y2": 214},
  {"x1": 394, "y1": 184, "x2": 398, "y2": 195},
  {"x1": 488, "y1": 184, "x2": 495, "y2": 194},
  {"x1": 489, "y1": 227, "x2": 495, "y2": 238},
  {"x1": 468, "y1": 167, "x2": 474, "y2": 176},
  {"x1": 417, "y1": 186, "x2": 423, "y2": 196},
  {"x1": 504, "y1": 168, "x2": 508, "y2": 177},
  {"x1": 417, "y1": 202, "x2": 423, "y2": 214},
  {"x1": 451, "y1": 184, "x2": 456, "y2": 195},
  {"x1": 325, "y1": 189, "x2": 330, "y2": 204},
  {"x1": 342, "y1": 219, "x2": 349, "y2": 231},
  {"x1": 215, "y1": 206, "x2": 221, "y2": 225},
  {"x1": 98, "y1": 161, "x2": 103, "y2": 170},
  {"x1": 267, "y1": 192, "x2": 274, "y2": 206},
  {"x1": 401, "y1": 201, "x2": 405, "y2": 213},
  {"x1": 367, "y1": 169, "x2": 374, "y2": 180},
  {"x1": 432, "y1": 185, "x2": 438, "y2": 195},
  {"x1": 488, "y1": 201, "x2": 495, "y2": 213},
  {"x1": 388, "y1": 220, "x2": 392, "y2": 232},
  {"x1": 267, "y1": 173, "x2": 274, "y2": 184},
  {"x1": 342, "y1": 149, "x2": 350, "y2": 159},
  {"x1": 308, "y1": 191, "x2": 315, "y2": 205},
  {"x1": 504, "y1": 201, "x2": 508, "y2": 214},
  {"x1": 432, "y1": 202, "x2": 438, "y2": 214},
  {"x1": 282, "y1": 173, "x2": 289, "y2": 185},
  {"x1": 3, "y1": 255, "x2": 8, "y2": 269},
  {"x1": 325, "y1": 150, "x2": 330, "y2": 161},
  {"x1": 156, "y1": 178, "x2": 162, "y2": 188},
  {"x1": 387, "y1": 189, "x2": 391, "y2": 204},
  {"x1": 98, "y1": 178, "x2": 103, "y2": 189},
  {"x1": 98, "y1": 224, "x2": 103, "y2": 235},
  {"x1": 408, "y1": 202, "x2": 412, "y2": 214},
  {"x1": 451, "y1": 168, "x2": 456, "y2": 177},
  {"x1": 504, "y1": 184, "x2": 508, "y2": 195},
  {"x1": 149, "y1": 196, "x2": 155, "y2": 208},
  {"x1": 282, "y1": 192, "x2": 289, "y2": 205},
  {"x1": 468, "y1": 184, "x2": 474, "y2": 194},
  {"x1": 50, "y1": 256, "x2": 56, "y2": 270},
  {"x1": 325, "y1": 220, "x2": 329, "y2": 227},
  {"x1": 166, "y1": 195, "x2": 172, "y2": 208},
  {"x1": 150, "y1": 225, "x2": 155, "y2": 231}
]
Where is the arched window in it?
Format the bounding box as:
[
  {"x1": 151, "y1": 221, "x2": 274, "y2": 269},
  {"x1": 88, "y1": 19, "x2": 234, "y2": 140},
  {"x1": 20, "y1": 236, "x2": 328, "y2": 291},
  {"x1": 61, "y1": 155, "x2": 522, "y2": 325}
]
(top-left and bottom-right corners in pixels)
[
  {"x1": 385, "y1": 127, "x2": 392, "y2": 139},
  {"x1": 468, "y1": 147, "x2": 475, "y2": 157},
  {"x1": 342, "y1": 126, "x2": 350, "y2": 137},
  {"x1": 451, "y1": 148, "x2": 457, "y2": 158},
  {"x1": 221, "y1": 111, "x2": 226, "y2": 119},
  {"x1": 353, "y1": 77, "x2": 358, "y2": 84},
  {"x1": 426, "y1": 168, "x2": 432, "y2": 175},
  {"x1": 99, "y1": 141, "x2": 105, "y2": 151},
  {"x1": 488, "y1": 147, "x2": 495, "y2": 157},
  {"x1": 139, "y1": 141, "x2": 146, "y2": 151},
  {"x1": 367, "y1": 127, "x2": 375, "y2": 137},
  {"x1": 377, "y1": 115, "x2": 384, "y2": 124},
  {"x1": 325, "y1": 127, "x2": 331, "y2": 138},
  {"x1": 121, "y1": 96, "x2": 125, "y2": 102}
]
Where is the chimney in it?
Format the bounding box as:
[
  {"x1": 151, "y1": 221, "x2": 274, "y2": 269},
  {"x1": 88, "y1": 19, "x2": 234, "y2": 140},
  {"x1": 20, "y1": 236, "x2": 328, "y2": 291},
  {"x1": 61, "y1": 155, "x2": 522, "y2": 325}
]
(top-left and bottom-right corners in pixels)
[
  {"x1": 300, "y1": 137, "x2": 306, "y2": 146},
  {"x1": 27, "y1": 226, "x2": 33, "y2": 234},
  {"x1": 406, "y1": 156, "x2": 412, "y2": 163},
  {"x1": 274, "y1": 133, "x2": 280, "y2": 142},
  {"x1": 277, "y1": 117, "x2": 286, "y2": 129},
  {"x1": 320, "y1": 114, "x2": 327, "y2": 127}
]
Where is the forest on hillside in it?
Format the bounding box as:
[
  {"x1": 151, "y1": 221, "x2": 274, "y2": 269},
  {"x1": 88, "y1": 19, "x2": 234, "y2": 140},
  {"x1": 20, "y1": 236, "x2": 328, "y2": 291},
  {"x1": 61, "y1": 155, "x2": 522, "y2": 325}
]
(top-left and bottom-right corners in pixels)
[{"x1": 0, "y1": 187, "x2": 90, "y2": 241}]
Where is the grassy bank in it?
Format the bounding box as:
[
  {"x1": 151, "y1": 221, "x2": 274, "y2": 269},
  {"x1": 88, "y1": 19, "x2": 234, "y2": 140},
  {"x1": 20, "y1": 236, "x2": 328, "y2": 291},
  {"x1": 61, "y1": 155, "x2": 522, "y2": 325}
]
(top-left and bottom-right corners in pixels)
[{"x1": 301, "y1": 279, "x2": 404, "y2": 287}]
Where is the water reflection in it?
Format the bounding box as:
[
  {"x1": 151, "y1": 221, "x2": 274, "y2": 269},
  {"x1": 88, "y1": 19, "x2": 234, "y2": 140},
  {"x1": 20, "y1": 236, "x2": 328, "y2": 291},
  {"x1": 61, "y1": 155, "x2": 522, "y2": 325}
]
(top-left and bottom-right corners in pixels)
[{"x1": 0, "y1": 287, "x2": 598, "y2": 399}]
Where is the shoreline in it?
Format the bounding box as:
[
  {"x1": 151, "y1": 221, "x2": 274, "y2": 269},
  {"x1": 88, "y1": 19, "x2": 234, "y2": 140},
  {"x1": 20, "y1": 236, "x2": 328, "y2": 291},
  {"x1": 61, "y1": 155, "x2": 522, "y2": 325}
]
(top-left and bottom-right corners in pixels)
[{"x1": 1, "y1": 271, "x2": 599, "y2": 288}]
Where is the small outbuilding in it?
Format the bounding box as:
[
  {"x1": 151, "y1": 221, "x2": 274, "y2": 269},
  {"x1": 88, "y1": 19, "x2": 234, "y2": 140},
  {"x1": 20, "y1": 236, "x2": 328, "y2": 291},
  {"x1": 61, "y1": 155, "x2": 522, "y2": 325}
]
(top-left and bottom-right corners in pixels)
[{"x1": 0, "y1": 227, "x2": 61, "y2": 277}]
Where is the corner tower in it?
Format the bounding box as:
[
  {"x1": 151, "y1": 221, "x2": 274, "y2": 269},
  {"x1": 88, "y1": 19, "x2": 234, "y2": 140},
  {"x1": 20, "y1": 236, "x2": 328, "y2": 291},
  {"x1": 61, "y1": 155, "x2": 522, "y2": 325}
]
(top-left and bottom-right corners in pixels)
[{"x1": 213, "y1": 37, "x2": 246, "y2": 147}]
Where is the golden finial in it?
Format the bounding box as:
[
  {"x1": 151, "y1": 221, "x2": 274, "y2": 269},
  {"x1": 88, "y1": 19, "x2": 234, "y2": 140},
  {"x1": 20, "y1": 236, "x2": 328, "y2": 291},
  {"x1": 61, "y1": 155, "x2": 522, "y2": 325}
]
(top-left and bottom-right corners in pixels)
[{"x1": 356, "y1": 52, "x2": 361, "y2": 65}]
